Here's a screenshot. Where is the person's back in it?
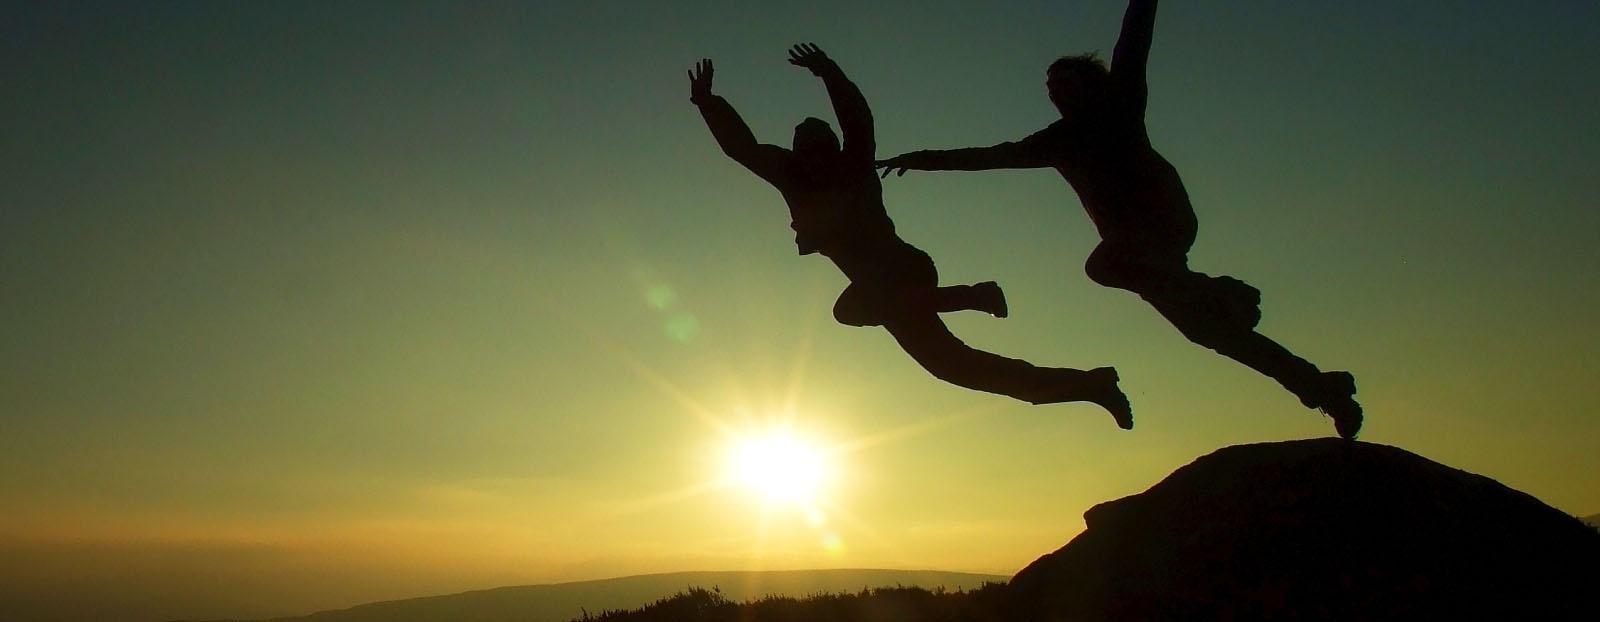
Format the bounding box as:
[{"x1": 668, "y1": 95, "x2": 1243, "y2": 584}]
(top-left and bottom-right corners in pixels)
[
  {"x1": 770, "y1": 139, "x2": 899, "y2": 264},
  {"x1": 1028, "y1": 109, "x2": 1197, "y2": 252}
]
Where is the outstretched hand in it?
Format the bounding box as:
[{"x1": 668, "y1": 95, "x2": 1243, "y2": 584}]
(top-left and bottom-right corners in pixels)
[
  {"x1": 876, "y1": 155, "x2": 911, "y2": 179},
  {"x1": 787, "y1": 43, "x2": 833, "y2": 75},
  {"x1": 688, "y1": 58, "x2": 714, "y2": 103}
]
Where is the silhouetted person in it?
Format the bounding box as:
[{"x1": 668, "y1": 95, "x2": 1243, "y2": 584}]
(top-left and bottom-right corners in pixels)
[
  {"x1": 690, "y1": 44, "x2": 1130, "y2": 426},
  {"x1": 876, "y1": 0, "x2": 1362, "y2": 438}
]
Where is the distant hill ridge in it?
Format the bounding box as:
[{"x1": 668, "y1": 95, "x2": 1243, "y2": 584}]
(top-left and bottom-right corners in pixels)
[{"x1": 191, "y1": 568, "x2": 1006, "y2": 622}]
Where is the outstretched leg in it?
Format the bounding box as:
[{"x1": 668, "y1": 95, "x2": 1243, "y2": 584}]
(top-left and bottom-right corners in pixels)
[
  {"x1": 1148, "y1": 297, "x2": 1321, "y2": 398},
  {"x1": 881, "y1": 313, "x2": 1131, "y2": 428},
  {"x1": 1086, "y1": 244, "x2": 1261, "y2": 329},
  {"x1": 1085, "y1": 244, "x2": 1360, "y2": 437},
  {"x1": 832, "y1": 240, "x2": 1127, "y2": 427},
  {"x1": 1151, "y1": 301, "x2": 1362, "y2": 439}
]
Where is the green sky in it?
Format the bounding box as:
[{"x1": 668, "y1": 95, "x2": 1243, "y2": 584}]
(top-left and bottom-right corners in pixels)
[{"x1": 3, "y1": 1, "x2": 1598, "y2": 620}]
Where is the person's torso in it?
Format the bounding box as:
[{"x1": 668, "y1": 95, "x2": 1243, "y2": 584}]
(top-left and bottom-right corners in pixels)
[
  {"x1": 1044, "y1": 115, "x2": 1198, "y2": 248},
  {"x1": 777, "y1": 158, "x2": 896, "y2": 255}
]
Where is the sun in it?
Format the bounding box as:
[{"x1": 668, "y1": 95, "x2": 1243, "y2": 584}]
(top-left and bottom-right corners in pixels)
[{"x1": 726, "y1": 429, "x2": 830, "y2": 507}]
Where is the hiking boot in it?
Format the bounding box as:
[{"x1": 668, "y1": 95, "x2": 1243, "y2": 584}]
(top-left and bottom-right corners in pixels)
[
  {"x1": 974, "y1": 281, "x2": 1008, "y2": 318},
  {"x1": 1029, "y1": 366, "x2": 1133, "y2": 429},
  {"x1": 1307, "y1": 371, "x2": 1362, "y2": 439},
  {"x1": 1085, "y1": 366, "x2": 1134, "y2": 430}
]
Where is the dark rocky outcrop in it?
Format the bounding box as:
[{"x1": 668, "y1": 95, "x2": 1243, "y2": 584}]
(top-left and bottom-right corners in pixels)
[{"x1": 1009, "y1": 439, "x2": 1600, "y2": 621}]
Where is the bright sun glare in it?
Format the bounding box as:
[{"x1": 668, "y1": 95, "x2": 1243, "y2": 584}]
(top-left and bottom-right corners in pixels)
[{"x1": 727, "y1": 430, "x2": 829, "y2": 506}]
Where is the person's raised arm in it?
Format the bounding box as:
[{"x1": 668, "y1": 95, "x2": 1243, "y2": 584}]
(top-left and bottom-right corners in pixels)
[
  {"x1": 786, "y1": 43, "x2": 874, "y2": 163},
  {"x1": 1110, "y1": 0, "x2": 1157, "y2": 115},
  {"x1": 689, "y1": 58, "x2": 788, "y2": 184}
]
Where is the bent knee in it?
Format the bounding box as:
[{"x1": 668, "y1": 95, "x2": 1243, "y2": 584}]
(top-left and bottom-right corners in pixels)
[
  {"x1": 1084, "y1": 249, "x2": 1141, "y2": 289},
  {"x1": 833, "y1": 297, "x2": 888, "y2": 327},
  {"x1": 833, "y1": 304, "x2": 877, "y2": 327}
]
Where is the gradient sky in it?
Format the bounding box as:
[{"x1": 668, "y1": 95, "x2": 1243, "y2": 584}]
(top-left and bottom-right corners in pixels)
[{"x1": 3, "y1": 1, "x2": 1598, "y2": 620}]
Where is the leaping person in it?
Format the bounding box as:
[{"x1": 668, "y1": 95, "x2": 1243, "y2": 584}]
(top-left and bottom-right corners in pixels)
[
  {"x1": 690, "y1": 44, "x2": 1131, "y2": 426},
  {"x1": 877, "y1": 1, "x2": 1362, "y2": 438}
]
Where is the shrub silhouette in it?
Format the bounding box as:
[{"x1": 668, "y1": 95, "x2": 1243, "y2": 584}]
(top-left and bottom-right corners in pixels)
[{"x1": 574, "y1": 583, "x2": 1012, "y2": 622}]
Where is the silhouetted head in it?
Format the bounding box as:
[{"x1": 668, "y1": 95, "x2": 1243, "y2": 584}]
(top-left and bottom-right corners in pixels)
[
  {"x1": 792, "y1": 117, "x2": 840, "y2": 161},
  {"x1": 1047, "y1": 53, "x2": 1110, "y2": 118}
]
